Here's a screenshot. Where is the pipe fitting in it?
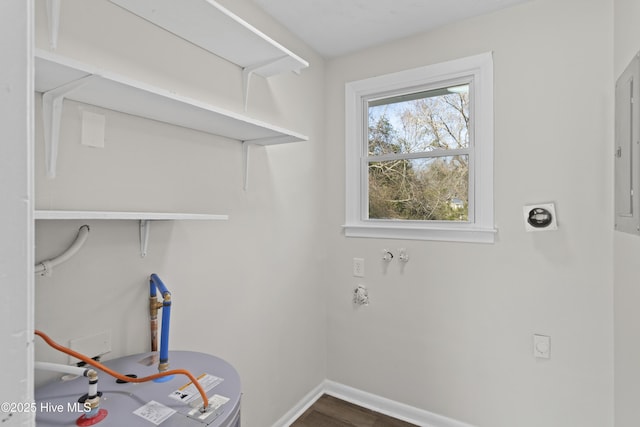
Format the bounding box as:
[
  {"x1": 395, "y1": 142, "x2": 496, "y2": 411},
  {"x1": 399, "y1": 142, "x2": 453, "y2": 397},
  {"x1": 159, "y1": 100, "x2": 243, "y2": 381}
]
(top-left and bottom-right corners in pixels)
[
  {"x1": 149, "y1": 298, "x2": 162, "y2": 316},
  {"x1": 84, "y1": 396, "x2": 100, "y2": 410}
]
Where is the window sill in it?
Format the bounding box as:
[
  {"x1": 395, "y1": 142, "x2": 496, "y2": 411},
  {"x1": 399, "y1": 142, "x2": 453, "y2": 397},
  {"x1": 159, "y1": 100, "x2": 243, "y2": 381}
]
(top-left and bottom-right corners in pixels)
[{"x1": 343, "y1": 223, "x2": 497, "y2": 243}]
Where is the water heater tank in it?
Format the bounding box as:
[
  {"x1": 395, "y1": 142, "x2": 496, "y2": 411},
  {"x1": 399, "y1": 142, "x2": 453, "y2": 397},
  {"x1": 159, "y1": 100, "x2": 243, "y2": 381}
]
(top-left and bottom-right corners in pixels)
[{"x1": 35, "y1": 351, "x2": 241, "y2": 427}]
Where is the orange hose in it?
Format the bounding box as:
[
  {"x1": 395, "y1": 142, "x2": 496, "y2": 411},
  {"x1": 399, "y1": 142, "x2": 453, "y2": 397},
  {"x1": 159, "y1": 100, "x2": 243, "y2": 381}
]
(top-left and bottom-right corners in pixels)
[{"x1": 34, "y1": 330, "x2": 209, "y2": 410}]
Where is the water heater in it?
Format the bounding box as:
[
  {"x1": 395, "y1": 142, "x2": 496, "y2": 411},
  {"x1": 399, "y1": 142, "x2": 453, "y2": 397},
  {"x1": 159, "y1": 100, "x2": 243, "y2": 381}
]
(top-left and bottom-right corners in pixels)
[{"x1": 35, "y1": 351, "x2": 241, "y2": 427}]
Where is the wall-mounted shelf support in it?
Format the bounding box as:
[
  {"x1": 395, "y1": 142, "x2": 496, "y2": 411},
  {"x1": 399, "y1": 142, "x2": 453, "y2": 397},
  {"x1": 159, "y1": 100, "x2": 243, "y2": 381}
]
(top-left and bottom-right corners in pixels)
[
  {"x1": 45, "y1": 0, "x2": 60, "y2": 50},
  {"x1": 241, "y1": 55, "x2": 288, "y2": 111},
  {"x1": 241, "y1": 134, "x2": 302, "y2": 190},
  {"x1": 35, "y1": 210, "x2": 228, "y2": 258},
  {"x1": 242, "y1": 141, "x2": 251, "y2": 191},
  {"x1": 139, "y1": 220, "x2": 151, "y2": 258},
  {"x1": 42, "y1": 74, "x2": 97, "y2": 178}
]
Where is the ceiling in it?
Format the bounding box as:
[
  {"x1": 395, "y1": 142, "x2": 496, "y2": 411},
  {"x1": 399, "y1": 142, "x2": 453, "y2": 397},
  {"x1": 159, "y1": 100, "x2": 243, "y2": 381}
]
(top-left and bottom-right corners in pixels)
[{"x1": 251, "y1": 0, "x2": 530, "y2": 58}]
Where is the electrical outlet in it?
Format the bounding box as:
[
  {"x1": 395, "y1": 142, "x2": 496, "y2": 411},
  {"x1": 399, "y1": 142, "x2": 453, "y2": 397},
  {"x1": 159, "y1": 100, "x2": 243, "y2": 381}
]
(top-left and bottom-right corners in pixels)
[{"x1": 353, "y1": 258, "x2": 364, "y2": 277}]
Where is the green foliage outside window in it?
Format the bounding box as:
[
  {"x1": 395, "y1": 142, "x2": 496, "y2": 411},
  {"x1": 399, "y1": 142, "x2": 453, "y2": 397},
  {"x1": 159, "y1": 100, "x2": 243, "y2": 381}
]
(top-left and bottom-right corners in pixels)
[{"x1": 367, "y1": 86, "x2": 470, "y2": 221}]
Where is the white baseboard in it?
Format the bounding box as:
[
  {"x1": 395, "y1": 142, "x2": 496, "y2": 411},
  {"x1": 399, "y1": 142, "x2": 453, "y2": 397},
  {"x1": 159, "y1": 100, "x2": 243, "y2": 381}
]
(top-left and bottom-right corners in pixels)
[
  {"x1": 270, "y1": 382, "x2": 325, "y2": 427},
  {"x1": 272, "y1": 379, "x2": 477, "y2": 427}
]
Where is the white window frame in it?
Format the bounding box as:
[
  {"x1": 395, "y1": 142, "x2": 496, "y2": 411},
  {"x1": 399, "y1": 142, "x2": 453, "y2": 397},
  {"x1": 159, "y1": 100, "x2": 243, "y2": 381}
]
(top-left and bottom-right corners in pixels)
[{"x1": 344, "y1": 52, "x2": 496, "y2": 243}]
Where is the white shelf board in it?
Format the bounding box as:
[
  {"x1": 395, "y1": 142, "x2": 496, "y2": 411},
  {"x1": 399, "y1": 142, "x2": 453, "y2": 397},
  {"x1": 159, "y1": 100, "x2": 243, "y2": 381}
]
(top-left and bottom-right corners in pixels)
[
  {"x1": 35, "y1": 209, "x2": 228, "y2": 257},
  {"x1": 35, "y1": 210, "x2": 228, "y2": 221},
  {"x1": 35, "y1": 49, "x2": 308, "y2": 145},
  {"x1": 35, "y1": 49, "x2": 308, "y2": 184},
  {"x1": 108, "y1": 0, "x2": 309, "y2": 78}
]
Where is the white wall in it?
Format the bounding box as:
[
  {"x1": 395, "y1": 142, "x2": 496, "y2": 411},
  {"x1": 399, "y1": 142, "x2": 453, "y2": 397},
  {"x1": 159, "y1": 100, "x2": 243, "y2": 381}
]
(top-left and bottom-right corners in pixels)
[
  {"x1": 25, "y1": 0, "x2": 627, "y2": 426},
  {"x1": 32, "y1": 0, "x2": 326, "y2": 425},
  {"x1": 0, "y1": 1, "x2": 34, "y2": 425},
  {"x1": 324, "y1": 0, "x2": 614, "y2": 426},
  {"x1": 613, "y1": 1, "x2": 640, "y2": 426}
]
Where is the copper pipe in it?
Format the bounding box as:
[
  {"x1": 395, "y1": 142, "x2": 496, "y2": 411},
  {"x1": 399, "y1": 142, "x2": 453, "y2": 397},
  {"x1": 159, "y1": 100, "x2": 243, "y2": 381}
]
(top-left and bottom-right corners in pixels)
[{"x1": 149, "y1": 298, "x2": 162, "y2": 352}]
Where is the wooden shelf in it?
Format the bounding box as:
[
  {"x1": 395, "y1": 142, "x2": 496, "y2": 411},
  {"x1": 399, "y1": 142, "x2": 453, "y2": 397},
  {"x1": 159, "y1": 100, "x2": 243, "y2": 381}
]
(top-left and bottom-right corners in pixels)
[
  {"x1": 35, "y1": 49, "x2": 308, "y2": 187},
  {"x1": 35, "y1": 210, "x2": 228, "y2": 257}
]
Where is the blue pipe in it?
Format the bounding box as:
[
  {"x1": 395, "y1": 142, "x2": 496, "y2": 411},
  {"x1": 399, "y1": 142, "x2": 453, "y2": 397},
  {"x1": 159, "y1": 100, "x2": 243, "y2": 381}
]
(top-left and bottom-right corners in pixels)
[
  {"x1": 149, "y1": 278, "x2": 157, "y2": 298},
  {"x1": 150, "y1": 274, "x2": 169, "y2": 297},
  {"x1": 159, "y1": 296, "x2": 171, "y2": 364},
  {"x1": 149, "y1": 274, "x2": 173, "y2": 382}
]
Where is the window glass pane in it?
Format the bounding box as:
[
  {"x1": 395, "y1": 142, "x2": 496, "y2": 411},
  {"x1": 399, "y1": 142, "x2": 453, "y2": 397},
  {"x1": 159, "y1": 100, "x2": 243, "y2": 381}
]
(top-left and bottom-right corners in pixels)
[
  {"x1": 368, "y1": 85, "x2": 469, "y2": 156},
  {"x1": 368, "y1": 155, "x2": 469, "y2": 221}
]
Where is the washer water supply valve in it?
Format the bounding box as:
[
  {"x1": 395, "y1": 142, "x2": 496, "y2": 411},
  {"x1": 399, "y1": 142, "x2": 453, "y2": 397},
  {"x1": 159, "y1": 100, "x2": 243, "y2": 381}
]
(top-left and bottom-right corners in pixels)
[{"x1": 398, "y1": 248, "x2": 410, "y2": 263}]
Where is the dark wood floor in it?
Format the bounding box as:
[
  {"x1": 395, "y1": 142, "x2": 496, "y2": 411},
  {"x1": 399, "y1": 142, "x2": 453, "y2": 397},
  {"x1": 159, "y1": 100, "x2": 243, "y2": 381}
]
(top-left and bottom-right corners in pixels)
[{"x1": 290, "y1": 394, "x2": 418, "y2": 427}]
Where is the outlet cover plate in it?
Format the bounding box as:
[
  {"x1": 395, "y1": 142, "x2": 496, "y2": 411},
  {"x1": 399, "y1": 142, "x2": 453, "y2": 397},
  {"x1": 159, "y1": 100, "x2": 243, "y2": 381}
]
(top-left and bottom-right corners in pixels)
[
  {"x1": 533, "y1": 334, "x2": 550, "y2": 359},
  {"x1": 353, "y1": 258, "x2": 364, "y2": 277}
]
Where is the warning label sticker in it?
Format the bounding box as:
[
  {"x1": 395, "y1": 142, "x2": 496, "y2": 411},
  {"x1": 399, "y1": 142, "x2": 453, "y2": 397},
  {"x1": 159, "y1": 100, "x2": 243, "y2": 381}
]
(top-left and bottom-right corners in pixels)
[
  {"x1": 168, "y1": 373, "x2": 224, "y2": 404},
  {"x1": 133, "y1": 400, "x2": 176, "y2": 425}
]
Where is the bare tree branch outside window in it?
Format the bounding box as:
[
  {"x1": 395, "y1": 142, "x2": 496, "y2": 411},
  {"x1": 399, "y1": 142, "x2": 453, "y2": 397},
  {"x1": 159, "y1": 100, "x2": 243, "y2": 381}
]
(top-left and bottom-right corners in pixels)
[{"x1": 367, "y1": 85, "x2": 470, "y2": 221}]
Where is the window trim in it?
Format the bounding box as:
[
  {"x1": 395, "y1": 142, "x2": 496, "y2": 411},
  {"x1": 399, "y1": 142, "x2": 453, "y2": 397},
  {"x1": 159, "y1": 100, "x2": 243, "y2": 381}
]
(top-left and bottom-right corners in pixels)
[{"x1": 344, "y1": 52, "x2": 496, "y2": 243}]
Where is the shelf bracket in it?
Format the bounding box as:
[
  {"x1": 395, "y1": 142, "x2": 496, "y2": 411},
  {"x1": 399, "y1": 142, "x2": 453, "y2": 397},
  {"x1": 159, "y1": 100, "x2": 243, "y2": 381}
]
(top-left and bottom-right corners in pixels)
[
  {"x1": 139, "y1": 220, "x2": 151, "y2": 258},
  {"x1": 42, "y1": 74, "x2": 97, "y2": 178},
  {"x1": 242, "y1": 141, "x2": 252, "y2": 191},
  {"x1": 46, "y1": 0, "x2": 60, "y2": 50},
  {"x1": 242, "y1": 134, "x2": 303, "y2": 190},
  {"x1": 241, "y1": 55, "x2": 288, "y2": 111}
]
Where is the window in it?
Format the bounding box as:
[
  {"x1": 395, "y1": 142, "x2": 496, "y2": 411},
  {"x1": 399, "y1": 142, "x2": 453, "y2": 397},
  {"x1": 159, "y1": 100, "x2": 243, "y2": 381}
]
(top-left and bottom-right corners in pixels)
[{"x1": 344, "y1": 53, "x2": 495, "y2": 243}]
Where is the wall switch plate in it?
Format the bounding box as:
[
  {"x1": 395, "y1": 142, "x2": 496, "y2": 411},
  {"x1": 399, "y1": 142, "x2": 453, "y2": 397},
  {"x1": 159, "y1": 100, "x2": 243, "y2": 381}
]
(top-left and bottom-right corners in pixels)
[
  {"x1": 353, "y1": 258, "x2": 364, "y2": 277},
  {"x1": 69, "y1": 330, "x2": 111, "y2": 365},
  {"x1": 533, "y1": 334, "x2": 550, "y2": 359}
]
